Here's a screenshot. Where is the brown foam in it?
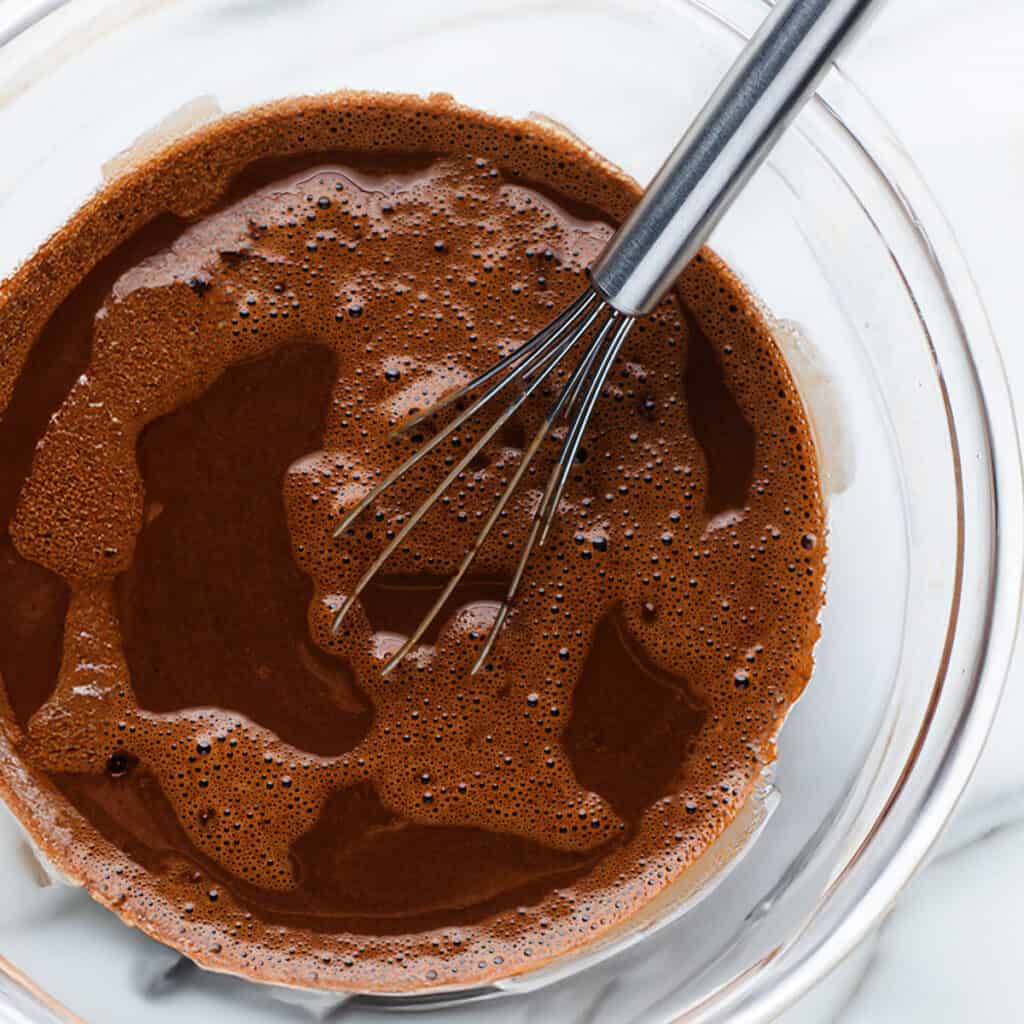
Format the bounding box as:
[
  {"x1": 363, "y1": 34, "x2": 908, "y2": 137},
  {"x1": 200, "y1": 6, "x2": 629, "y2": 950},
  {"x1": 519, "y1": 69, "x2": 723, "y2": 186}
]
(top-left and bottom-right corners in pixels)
[{"x1": 0, "y1": 92, "x2": 825, "y2": 991}]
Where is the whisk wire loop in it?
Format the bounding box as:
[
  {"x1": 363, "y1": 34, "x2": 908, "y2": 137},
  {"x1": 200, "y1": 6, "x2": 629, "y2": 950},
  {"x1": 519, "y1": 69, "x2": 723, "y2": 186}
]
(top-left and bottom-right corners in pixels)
[
  {"x1": 471, "y1": 315, "x2": 635, "y2": 672},
  {"x1": 331, "y1": 288, "x2": 624, "y2": 656},
  {"x1": 379, "y1": 305, "x2": 628, "y2": 674},
  {"x1": 332, "y1": 289, "x2": 600, "y2": 540}
]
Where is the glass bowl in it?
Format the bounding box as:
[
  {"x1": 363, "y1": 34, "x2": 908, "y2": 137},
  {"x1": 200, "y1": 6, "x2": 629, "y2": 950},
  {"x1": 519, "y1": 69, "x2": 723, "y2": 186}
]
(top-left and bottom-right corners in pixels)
[{"x1": 0, "y1": 1, "x2": 1020, "y2": 1022}]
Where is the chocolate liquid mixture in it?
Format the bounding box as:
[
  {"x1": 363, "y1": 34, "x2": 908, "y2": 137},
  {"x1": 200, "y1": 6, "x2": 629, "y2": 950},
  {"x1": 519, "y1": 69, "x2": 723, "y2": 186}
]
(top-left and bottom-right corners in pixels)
[{"x1": 0, "y1": 94, "x2": 825, "y2": 991}]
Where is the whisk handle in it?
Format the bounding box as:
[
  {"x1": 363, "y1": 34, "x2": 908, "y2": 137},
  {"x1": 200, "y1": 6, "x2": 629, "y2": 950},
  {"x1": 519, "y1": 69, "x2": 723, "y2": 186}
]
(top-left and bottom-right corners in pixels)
[{"x1": 590, "y1": 0, "x2": 883, "y2": 317}]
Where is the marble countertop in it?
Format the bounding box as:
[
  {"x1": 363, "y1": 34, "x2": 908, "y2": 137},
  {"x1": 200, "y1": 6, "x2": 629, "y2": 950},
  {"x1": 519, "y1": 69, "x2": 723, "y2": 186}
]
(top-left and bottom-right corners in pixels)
[{"x1": 781, "y1": 1, "x2": 1024, "y2": 1020}]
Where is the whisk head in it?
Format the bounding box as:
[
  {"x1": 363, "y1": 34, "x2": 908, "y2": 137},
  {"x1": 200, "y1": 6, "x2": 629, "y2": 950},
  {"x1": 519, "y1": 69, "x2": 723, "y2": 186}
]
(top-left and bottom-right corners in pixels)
[{"x1": 330, "y1": 286, "x2": 635, "y2": 675}]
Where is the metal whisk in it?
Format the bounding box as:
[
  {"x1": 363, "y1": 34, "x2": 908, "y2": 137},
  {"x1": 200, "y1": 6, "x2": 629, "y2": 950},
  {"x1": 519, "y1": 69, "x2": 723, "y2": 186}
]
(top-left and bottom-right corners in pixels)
[{"x1": 331, "y1": 0, "x2": 880, "y2": 674}]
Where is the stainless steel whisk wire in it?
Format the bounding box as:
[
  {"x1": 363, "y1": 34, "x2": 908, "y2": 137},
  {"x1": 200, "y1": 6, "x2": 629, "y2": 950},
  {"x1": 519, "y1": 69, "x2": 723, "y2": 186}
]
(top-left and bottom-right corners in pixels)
[
  {"x1": 331, "y1": 288, "x2": 634, "y2": 674},
  {"x1": 330, "y1": 0, "x2": 882, "y2": 673}
]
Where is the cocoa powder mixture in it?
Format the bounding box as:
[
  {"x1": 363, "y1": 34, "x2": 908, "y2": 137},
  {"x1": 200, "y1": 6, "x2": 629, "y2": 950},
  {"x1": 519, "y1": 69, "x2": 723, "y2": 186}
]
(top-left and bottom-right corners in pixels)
[{"x1": 0, "y1": 93, "x2": 825, "y2": 991}]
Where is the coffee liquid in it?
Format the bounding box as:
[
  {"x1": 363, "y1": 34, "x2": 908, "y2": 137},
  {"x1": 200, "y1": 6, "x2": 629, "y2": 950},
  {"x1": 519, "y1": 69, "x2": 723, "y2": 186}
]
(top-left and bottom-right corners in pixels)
[{"x1": 0, "y1": 93, "x2": 825, "y2": 991}]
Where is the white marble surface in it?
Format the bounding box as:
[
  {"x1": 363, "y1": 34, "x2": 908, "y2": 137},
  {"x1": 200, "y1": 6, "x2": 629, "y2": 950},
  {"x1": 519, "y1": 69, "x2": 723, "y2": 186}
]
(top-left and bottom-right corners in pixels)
[{"x1": 780, "y1": 1, "x2": 1024, "y2": 1020}]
